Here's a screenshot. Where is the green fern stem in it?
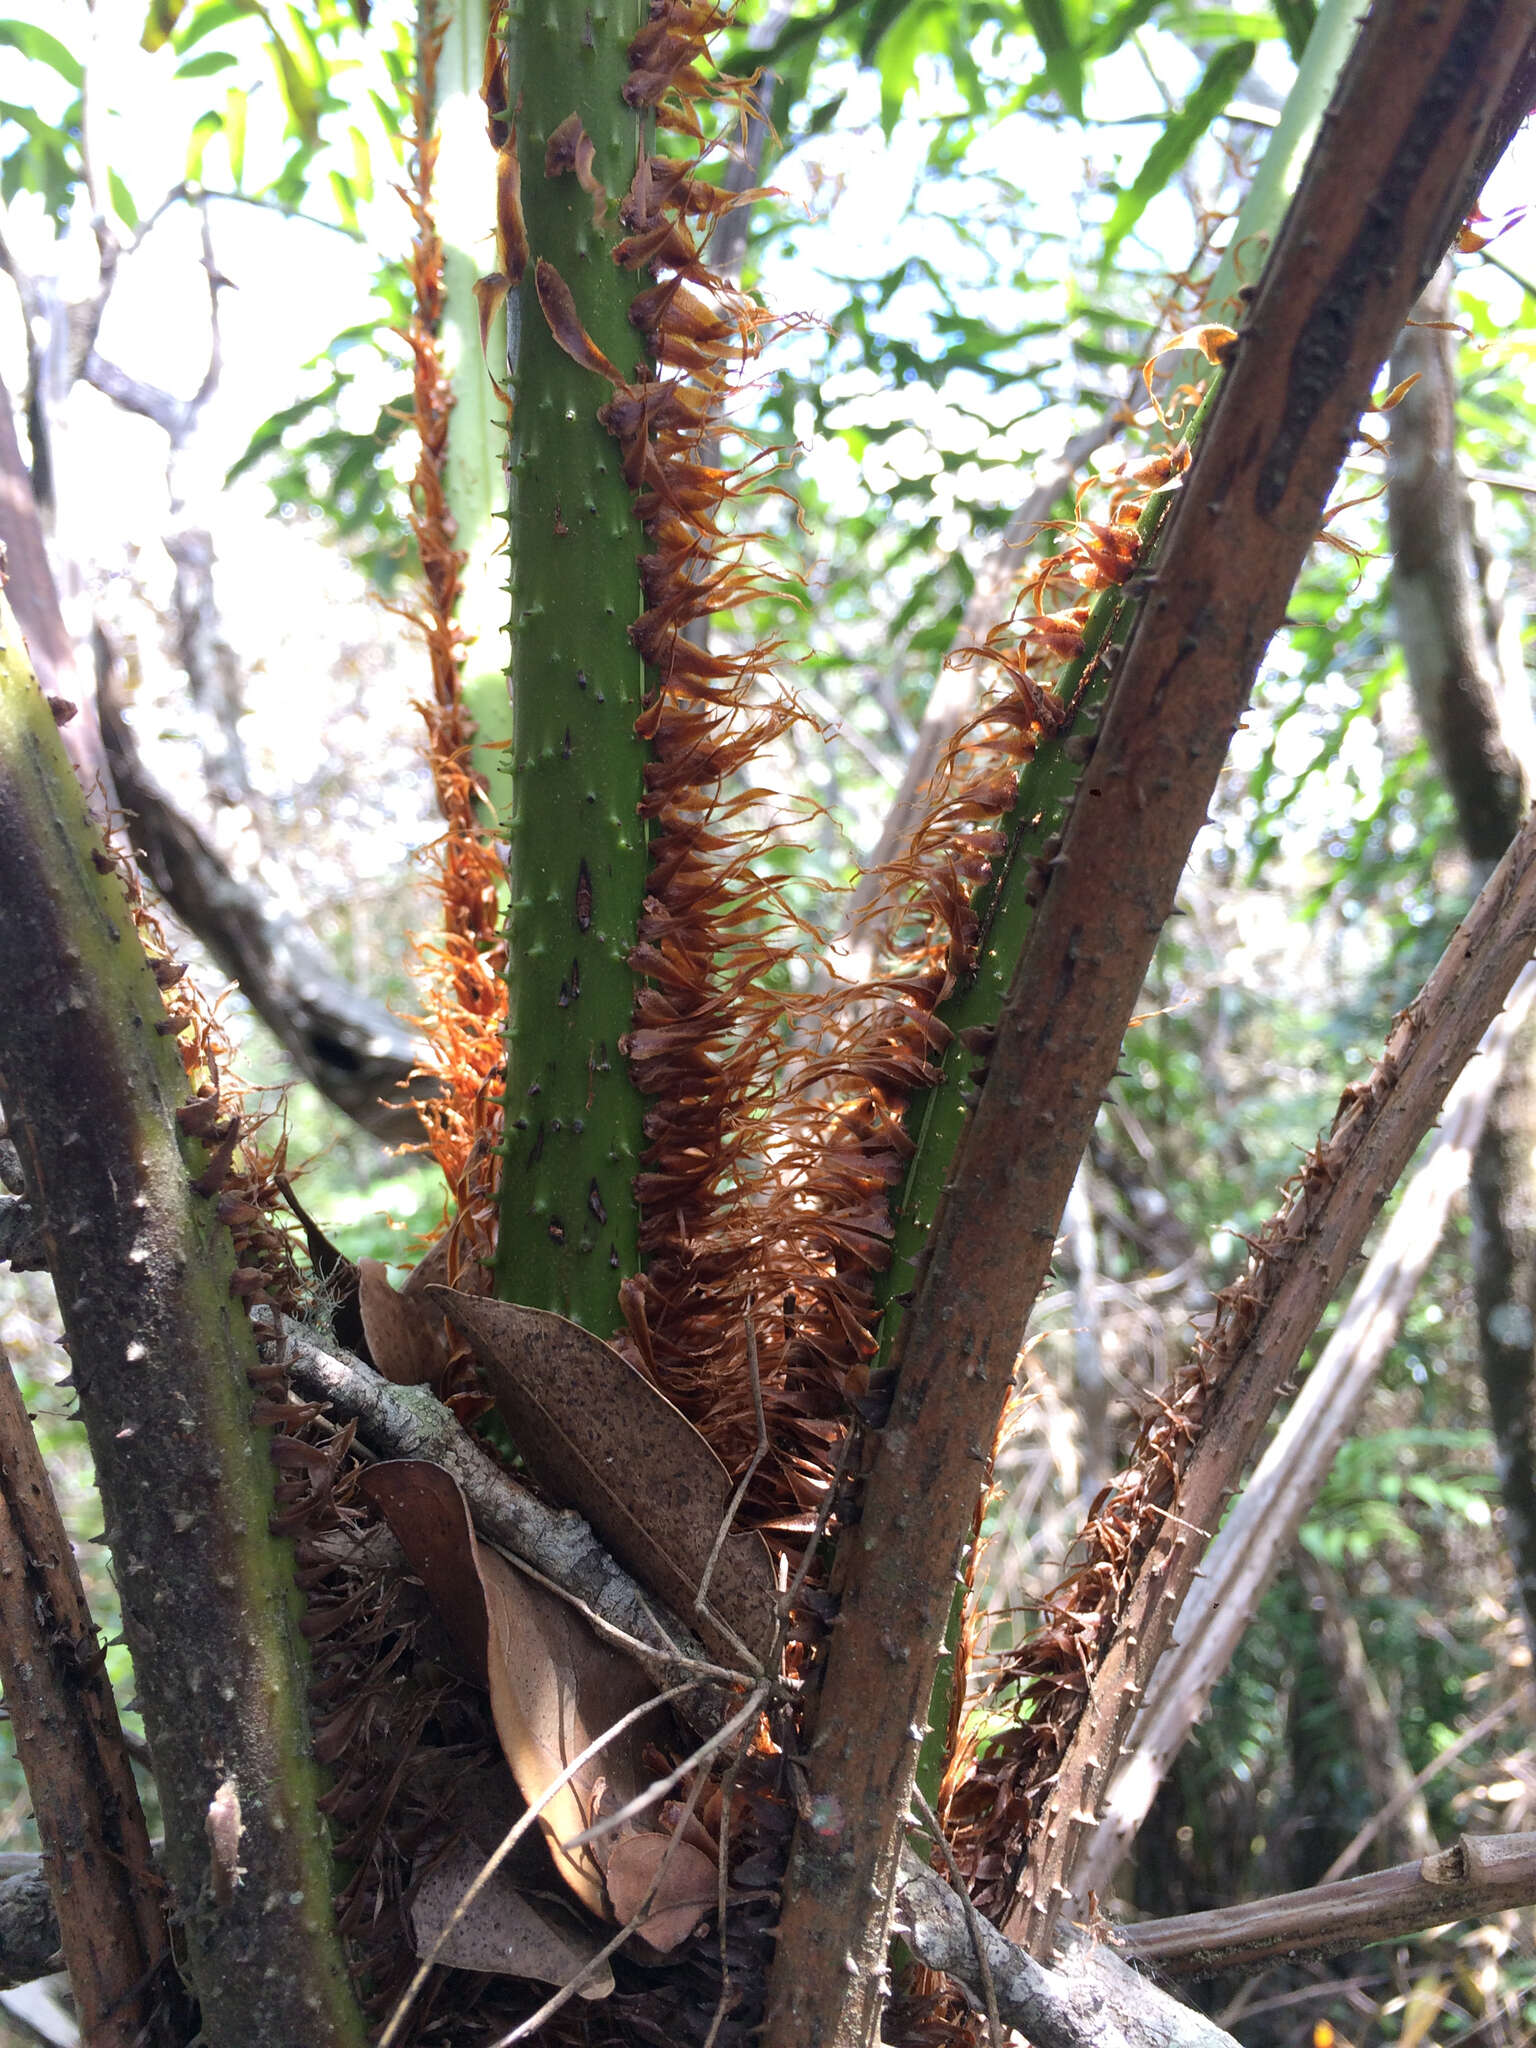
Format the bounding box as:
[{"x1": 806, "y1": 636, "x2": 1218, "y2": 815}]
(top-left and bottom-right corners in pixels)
[{"x1": 494, "y1": 0, "x2": 649, "y2": 1327}]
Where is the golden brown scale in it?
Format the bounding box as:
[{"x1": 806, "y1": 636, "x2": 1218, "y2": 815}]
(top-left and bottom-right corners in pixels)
[{"x1": 399, "y1": 20, "x2": 507, "y2": 1293}]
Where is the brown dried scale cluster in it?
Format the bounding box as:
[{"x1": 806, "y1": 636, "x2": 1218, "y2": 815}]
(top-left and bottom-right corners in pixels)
[
  {"x1": 942, "y1": 1029, "x2": 1413, "y2": 1918},
  {"x1": 91, "y1": 836, "x2": 324, "y2": 1320},
  {"x1": 599, "y1": 3, "x2": 1095, "y2": 1504},
  {"x1": 943, "y1": 1349, "x2": 1213, "y2": 1914},
  {"x1": 574, "y1": 1, "x2": 1203, "y2": 1530},
  {"x1": 527, "y1": 0, "x2": 881, "y2": 1505},
  {"x1": 755, "y1": 442, "x2": 1191, "y2": 1473},
  {"x1": 856, "y1": 443, "x2": 1188, "y2": 1020},
  {"x1": 403, "y1": 13, "x2": 508, "y2": 1296}
]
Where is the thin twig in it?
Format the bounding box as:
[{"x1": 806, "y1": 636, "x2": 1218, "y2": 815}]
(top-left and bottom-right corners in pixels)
[
  {"x1": 701, "y1": 1745, "x2": 748, "y2": 2048},
  {"x1": 1320, "y1": 1690, "x2": 1524, "y2": 1883},
  {"x1": 376, "y1": 1680, "x2": 705, "y2": 2048},
  {"x1": 564, "y1": 1686, "x2": 770, "y2": 1853},
  {"x1": 909, "y1": 1788, "x2": 1003, "y2": 2048},
  {"x1": 488, "y1": 1722, "x2": 732, "y2": 2047}
]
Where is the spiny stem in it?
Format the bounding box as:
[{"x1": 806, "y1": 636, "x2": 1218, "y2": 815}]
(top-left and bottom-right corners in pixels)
[
  {"x1": 494, "y1": 0, "x2": 650, "y2": 1326},
  {"x1": 0, "y1": 595, "x2": 365, "y2": 2048}
]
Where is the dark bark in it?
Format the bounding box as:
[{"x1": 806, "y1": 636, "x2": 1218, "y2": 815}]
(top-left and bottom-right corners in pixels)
[
  {"x1": 0, "y1": 604, "x2": 366, "y2": 2046},
  {"x1": 0, "y1": 1337, "x2": 179, "y2": 2044},
  {"x1": 0, "y1": 1192, "x2": 46, "y2": 1268},
  {"x1": 1386, "y1": 265, "x2": 1536, "y2": 1658},
  {"x1": 1386, "y1": 265, "x2": 1523, "y2": 860},
  {"x1": 1468, "y1": 1067, "x2": 1536, "y2": 1652},
  {"x1": 0, "y1": 1867, "x2": 60, "y2": 1992},
  {"x1": 764, "y1": 9, "x2": 1536, "y2": 2040}
]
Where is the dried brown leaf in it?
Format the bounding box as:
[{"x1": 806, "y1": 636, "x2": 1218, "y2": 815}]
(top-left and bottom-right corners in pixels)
[
  {"x1": 357, "y1": 1258, "x2": 447, "y2": 1386},
  {"x1": 410, "y1": 1837, "x2": 615, "y2": 1994},
  {"x1": 545, "y1": 111, "x2": 610, "y2": 227},
  {"x1": 431, "y1": 1289, "x2": 777, "y2": 1665},
  {"x1": 605, "y1": 1830, "x2": 717, "y2": 1953},
  {"x1": 360, "y1": 1458, "x2": 662, "y2": 1916}
]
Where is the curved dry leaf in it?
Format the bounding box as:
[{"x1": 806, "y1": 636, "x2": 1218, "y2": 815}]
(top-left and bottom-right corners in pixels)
[
  {"x1": 430, "y1": 1289, "x2": 777, "y2": 1666},
  {"x1": 357, "y1": 1258, "x2": 448, "y2": 1387},
  {"x1": 401, "y1": 1230, "x2": 452, "y2": 1298},
  {"x1": 357, "y1": 1460, "x2": 493, "y2": 1682},
  {"x1": 410, "y1": 1837, "x2": 614, "y2": 1996},
  {"x1": 359, "y1": 1459, "x2": 662, "y2": 1918},
  {"x1": 605, "y1": 1831, "x2": 717, "y2": 1954}
]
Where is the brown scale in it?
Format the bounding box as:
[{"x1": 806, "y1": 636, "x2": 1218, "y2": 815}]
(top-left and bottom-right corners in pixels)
[{"x1": 399, "y1": 19, "x2": 509, "y2": 1298}]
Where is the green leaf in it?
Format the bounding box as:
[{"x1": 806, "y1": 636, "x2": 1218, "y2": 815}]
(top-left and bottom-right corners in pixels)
[
  {"x1": 755, "y1": 0, "x2": 871, "y2": 68},
  {"x1": 265, "y1": 25, "x2": 320, "y2": 144},
  {"x1": 873, "y1": 0, "x2": 945, "y2": 138},
  {"x1": 106, "y1": 167, "x2": 138, "y2": 230},
  {"x1": 1083, "y1": 0, "x2": 1161, "y2": 60},
  {"x1": 1176, "y1": 9, "x2": 1278, "y2": 32},
  {"x1": 803, "y1": 91, "x2": 847, "y2": 138},
  {"x1": 141, "y1": 0, "x2": 190, "y2": 51},
  {"x1": 1020, "y1": 0, "x2": 1083, "y2": 120},
  {"x1": 347, "y1": 123, "x2": 372, "y2": 204},
  {"x1": 857, "y1": 0, "x2": 917, "y2": 63},
  {"x1": 225, "y1": 380, "x2": 342, "y2": 485},
  {"x1": 1271, "y1": 0, "x2": 1316, "y2": 58},
  {"x1": 185, "y1": 108, "x2": 222, "y2": 184},
  {"x1": 1101, "y1": 40, "x2": 1256, "y2": 256},
  {"x1": 0, "y1": 21, "x2": 84, "y2": 88},
  {"x1": 173, "y1": 0, "x2": 257, "y2": 53},
  {"x1": 0, "y1": 96, "x2": 77, "y2": 218},
  {"x1": 328, "y1": 168, "x2": 358, "y2": 232},
  {"x1": 177, "y1": 48, "x2": 240, "y2": 78},
  {"x1": 224, "y1": 84, "x2": 247, "y2": 183}
]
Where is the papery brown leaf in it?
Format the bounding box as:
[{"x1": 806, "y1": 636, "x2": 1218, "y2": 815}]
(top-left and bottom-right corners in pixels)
[
  {"x1": 401, "y1": 1230, "x2": 452, "y2": 1298},
  {"x1": 358, "y1": 1460, "x2": 495, "y2": 1684},
  {"x1": 357, "y1": 1258, "x2": 448, "y2": 1386},
  {"x1": 409, "y1": 1837, "x2": 614, "y2": 1995},
  {"x1": 605, "y1": 1830, "x2": 717, "y2": 1953},
  {"x1": 360, "y1": 1459, "x2": 665, "y2": 1915},
  {"x1": 430, "y1": 1290, "x2": 777, "y2": 1666}
]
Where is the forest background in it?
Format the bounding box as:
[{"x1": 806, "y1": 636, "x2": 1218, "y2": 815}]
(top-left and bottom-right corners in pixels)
[{"x1": 0, "y1": 1, "x2": 1533, "y2": 2044}]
